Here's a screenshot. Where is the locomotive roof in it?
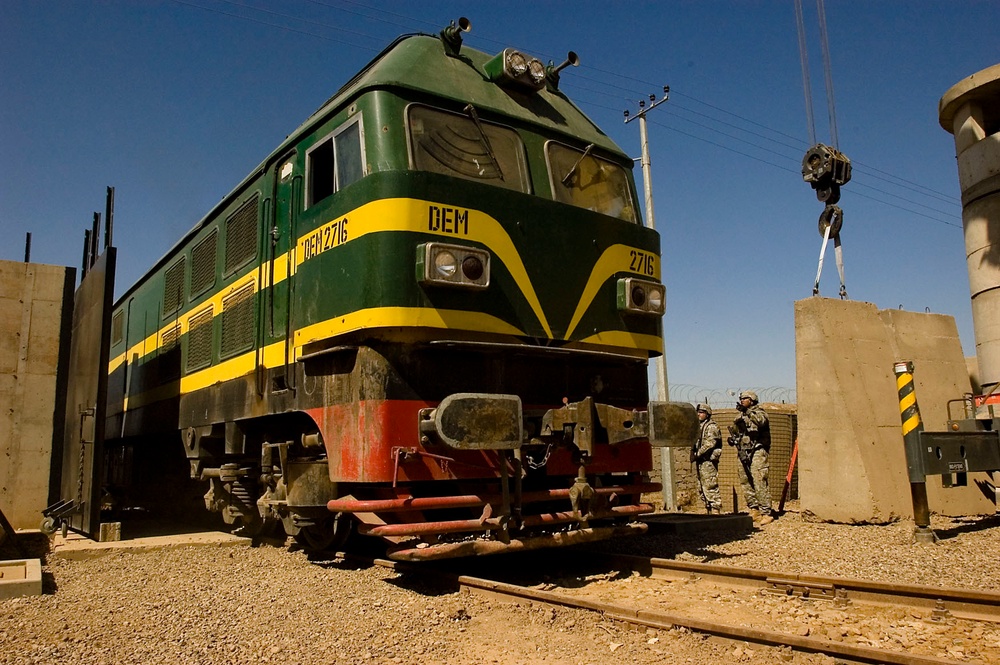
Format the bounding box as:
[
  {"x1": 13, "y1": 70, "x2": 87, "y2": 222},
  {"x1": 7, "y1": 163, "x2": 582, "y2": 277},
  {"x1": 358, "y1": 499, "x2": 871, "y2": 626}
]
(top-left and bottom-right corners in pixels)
[
  {"x1": 117, "y1": 33, "x2": 627, "y2": 305},
  {"x1": 293, "y1": 33, "x2": 625, "y2": 157}
]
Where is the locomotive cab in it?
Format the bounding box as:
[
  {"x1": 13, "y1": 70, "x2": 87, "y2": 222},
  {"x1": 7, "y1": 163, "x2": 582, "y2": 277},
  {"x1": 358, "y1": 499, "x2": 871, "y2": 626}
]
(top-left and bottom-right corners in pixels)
[{"x1": 104, "y1": 19, "x2": 697, "y2": 559}]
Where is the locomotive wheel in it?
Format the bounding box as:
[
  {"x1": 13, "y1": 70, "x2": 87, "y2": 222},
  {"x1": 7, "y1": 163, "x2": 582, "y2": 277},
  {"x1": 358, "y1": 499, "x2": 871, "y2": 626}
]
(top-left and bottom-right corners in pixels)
[
  {"x1": 233, "y1": 515, "x2": 280, "y2": 539},
  {"x1": 294, "y1": 513, "x2": 352, "y2": 552}
]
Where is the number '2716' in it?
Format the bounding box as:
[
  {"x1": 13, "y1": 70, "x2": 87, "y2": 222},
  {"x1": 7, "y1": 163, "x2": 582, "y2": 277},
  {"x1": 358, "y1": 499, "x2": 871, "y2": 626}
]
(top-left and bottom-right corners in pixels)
[{"x1": 629, "y1": 250, "x2": 655, "y2": 276}]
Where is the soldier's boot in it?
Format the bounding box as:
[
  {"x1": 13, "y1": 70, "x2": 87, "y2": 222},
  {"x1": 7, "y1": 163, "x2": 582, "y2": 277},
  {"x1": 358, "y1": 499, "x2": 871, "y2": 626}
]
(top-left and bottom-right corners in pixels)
[
  {"x1": 748, "y1": 508, "x2": 761, "y2": 521},
  {"x1": 758, "y1": 513, "x2": 774, "y2": 525}
]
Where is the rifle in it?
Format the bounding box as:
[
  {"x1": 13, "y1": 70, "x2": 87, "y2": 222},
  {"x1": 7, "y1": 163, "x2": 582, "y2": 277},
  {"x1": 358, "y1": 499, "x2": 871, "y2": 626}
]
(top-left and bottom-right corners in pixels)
[{"x1": 727, "y1": 421, "x2": 753, "y2": 468}]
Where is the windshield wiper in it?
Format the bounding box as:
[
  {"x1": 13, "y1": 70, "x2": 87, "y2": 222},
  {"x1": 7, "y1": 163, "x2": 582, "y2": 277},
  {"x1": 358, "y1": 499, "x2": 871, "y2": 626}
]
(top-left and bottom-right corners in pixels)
[
  {"x1": 561, "y1": 143, "x2": 595, "y2": 186},
  {"x1": 463, "y1": 104, "x2": 504, "y2": 181}
]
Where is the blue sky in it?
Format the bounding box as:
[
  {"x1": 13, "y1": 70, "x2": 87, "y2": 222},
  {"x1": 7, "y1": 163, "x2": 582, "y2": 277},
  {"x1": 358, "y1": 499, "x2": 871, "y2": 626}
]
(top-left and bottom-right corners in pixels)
[{"x1": 2, "y1": 1, "x2": 997, "y2": 401}]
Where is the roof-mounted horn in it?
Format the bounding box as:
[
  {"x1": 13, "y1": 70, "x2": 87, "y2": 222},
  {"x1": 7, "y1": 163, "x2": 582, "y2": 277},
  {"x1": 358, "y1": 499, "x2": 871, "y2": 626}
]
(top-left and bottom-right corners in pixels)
[
  {"x1": 440, "y1": 17, "x2": 471, "y2": 57},
  {"x1": 546, "y1": 51, "x2": 579, "y2": 90}
]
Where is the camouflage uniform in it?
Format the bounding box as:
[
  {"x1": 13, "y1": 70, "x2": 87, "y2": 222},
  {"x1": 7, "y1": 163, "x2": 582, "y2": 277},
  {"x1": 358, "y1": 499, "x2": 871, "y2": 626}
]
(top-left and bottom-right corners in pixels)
[
  {"x1": 693, "y1": 412, "x2": 723, "y2": 512},
  {"x1": 732, "y1": 395, "x2": 772, "y2": 517}
]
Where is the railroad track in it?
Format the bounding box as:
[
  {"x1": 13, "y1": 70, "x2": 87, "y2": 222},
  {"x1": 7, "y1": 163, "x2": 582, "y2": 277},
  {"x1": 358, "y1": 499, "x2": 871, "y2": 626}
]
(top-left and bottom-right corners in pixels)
[
  {"x1": 597, "y1": 552, "x2": 1000, "y2": 624},
  {"x1": 343, "y1": 550, "x2": 994, "y2": 665}
]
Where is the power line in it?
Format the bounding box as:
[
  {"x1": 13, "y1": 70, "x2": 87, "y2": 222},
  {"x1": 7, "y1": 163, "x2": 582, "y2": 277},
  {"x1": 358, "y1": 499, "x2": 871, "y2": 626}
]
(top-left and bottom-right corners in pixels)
[
  {"x1": 187, "y1": 0, "x2": 962, "y2": 228},
  {"x1": 310, "y1": 0, "x2": 961, "y2": 210},
  {"x1": 168, "y1": 0, "x2": 380, "y2": 51},
  {"x1": 563, "y1": 79, "x2": 960, "y2": 212}
]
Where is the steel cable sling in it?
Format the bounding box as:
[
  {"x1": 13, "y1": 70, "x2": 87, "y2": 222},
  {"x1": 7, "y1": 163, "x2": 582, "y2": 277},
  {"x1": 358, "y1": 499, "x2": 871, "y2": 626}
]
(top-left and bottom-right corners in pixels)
[{"x1": 795, "y1": 0, "x2": 851, "y2": 299}]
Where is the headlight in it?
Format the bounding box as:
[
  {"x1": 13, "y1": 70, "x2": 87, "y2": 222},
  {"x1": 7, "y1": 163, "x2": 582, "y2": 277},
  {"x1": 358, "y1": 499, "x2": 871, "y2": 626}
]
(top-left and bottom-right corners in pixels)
[
  {"x1": 484, "y1": 48, "x2": 547, "y2": 92},
  {"x1": 507, "y1": 51, "x2": 528, "y2": 77},
  {"x1": 434, "y1": 250, "x2": 458, "y2": 277},
  {"x1": 617, "y1": 277, "x2": 666, "y2": 316},
  {"x1": 417, "y1": 242, "x2": 490, "y2": 290},
  {"x1": 528, "y1": 59, "x2": 546, "y2": 85}
]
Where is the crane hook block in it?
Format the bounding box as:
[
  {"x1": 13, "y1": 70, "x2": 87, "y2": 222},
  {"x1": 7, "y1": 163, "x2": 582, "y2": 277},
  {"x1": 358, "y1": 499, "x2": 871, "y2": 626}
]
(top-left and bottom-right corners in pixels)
[
  {"x1": 818, "y1": 204, "x2": 844, "y2": 238},
  {"x1": 802, "y1": 143, "x2": 852, "y2": 204}
]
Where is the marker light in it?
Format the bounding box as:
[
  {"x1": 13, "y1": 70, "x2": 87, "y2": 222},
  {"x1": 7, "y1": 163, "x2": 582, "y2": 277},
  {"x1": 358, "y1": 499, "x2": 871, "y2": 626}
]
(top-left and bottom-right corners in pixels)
[
  {"x1": 617, "y1": 277, "x2": 666, "y2": 316},
  {"x1": 417, "y1": 242, "x2": 490, "y2": 289}
]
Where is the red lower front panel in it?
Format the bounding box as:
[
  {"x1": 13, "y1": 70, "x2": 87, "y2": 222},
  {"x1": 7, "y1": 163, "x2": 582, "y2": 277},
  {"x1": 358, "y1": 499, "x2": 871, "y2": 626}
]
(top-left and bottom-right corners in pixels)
[{"x1": 306, "y1": 399, "x2": 654, "y2": 483}]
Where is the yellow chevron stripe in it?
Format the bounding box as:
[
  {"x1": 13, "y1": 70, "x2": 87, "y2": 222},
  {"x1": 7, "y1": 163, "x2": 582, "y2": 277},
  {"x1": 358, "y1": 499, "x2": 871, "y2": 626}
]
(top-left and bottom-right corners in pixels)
[
  {"x1": 296, "y1": 198, "x2": 552, "y2": 338},
  {"x1": 564, "y1": 244, "x2": 661, "y2": 340},
  {"x1": 899, "y1": 391, "x2": 916, "y2": 412}
]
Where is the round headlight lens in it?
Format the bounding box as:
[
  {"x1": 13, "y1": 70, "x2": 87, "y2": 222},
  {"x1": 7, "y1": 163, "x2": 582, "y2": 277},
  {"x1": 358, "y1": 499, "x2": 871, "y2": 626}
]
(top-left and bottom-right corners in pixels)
[
  {"x1": 507, "y1": 51, "x2": 528, "y2": 77},
  {"x1": 434, "y1": 251, "x2": 458, "y2": 278},
  {"x1": 462, "y1": 255, "x2": 484, "y2": 281},
  {"x1": 648, "y1": 288, "x2": 664, "y2": 312},
  {"x1": 631, "y1": 286, "x2": 646, "y2": 308},
  {"x1": 528, "y1": 59, "x2": 546, "y2": 85}
]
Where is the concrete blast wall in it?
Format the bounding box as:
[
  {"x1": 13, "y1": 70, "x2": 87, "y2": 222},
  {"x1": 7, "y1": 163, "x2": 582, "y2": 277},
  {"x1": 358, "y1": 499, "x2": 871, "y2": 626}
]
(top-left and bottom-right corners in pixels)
[
  {"x1": 795, "y1": 297, "x2": 995, "y2": 523},
  {"x1": 0, "y1": 260, "x2": 75, "y2": 529}
]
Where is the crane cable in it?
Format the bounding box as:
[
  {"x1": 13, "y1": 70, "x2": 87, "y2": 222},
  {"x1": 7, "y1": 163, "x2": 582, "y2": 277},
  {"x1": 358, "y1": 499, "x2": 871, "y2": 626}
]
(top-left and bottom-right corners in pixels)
[{"x1": 796, "y1": 0, "x2": 850, "y2": 299}]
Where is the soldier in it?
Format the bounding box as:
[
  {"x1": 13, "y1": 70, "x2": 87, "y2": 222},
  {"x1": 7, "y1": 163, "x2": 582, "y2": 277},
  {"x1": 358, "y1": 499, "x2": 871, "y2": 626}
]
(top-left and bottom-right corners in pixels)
[
  {"x1": 729, "y1": 390, "x2": 773, "y2": 524},
  {"x1": 691, "y1": 404, "x2": 723, "y2": 514}
]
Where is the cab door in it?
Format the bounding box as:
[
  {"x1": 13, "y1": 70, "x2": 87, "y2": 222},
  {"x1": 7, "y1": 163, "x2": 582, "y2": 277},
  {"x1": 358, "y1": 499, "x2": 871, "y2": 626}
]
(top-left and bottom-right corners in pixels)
[{"x1": 263, "y1": 152, "x2": 299, "y2": 393}]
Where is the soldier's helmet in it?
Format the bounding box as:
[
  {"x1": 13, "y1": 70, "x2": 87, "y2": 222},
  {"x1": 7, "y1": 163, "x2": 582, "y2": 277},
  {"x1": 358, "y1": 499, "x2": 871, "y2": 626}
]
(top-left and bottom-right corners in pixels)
[
  {"x1": 696, "y1": 403, "x2": 712, "y2": 416},
  {"x1": 739, "y1": 390, "x2": 759, "y2": 404}
]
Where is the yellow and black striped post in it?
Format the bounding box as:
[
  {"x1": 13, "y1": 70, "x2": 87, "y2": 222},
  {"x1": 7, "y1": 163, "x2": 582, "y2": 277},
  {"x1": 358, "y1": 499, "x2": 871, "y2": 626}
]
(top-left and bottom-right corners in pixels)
[{"x1": 893, "y1": 361, "x2": 936, "y2": 544}]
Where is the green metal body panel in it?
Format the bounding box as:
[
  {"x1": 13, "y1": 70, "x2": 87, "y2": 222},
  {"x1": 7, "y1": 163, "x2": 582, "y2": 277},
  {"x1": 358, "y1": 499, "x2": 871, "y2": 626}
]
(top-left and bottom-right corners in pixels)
[{"x1": 105, "y1": 31, "x2": 661, "y2": 451}]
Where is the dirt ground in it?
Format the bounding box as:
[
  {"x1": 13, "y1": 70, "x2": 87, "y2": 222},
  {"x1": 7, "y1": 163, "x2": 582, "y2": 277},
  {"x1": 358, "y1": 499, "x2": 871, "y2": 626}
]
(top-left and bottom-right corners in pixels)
[{"x1": 2, "y1": 506, "x2": 998, "y2": 664}]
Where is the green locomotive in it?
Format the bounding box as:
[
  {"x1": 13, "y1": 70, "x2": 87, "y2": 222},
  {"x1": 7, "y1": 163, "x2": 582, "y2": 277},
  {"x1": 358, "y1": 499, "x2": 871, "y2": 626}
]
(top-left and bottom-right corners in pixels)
[{"x1": 105, "y1": 19, "x2": 695, "y2": 559}]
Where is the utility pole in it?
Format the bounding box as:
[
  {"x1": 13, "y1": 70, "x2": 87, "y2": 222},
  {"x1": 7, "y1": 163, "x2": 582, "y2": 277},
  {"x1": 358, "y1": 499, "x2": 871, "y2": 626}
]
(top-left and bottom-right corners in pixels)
[{"x1": 625, "y1": 87, "x2": 675, "y2": 509}]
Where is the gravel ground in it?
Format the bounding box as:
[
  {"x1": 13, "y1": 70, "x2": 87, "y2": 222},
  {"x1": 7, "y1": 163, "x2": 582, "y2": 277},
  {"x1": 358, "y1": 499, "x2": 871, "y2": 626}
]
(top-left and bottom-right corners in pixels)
[
  {"x1": 1, "y1": 506, "x2": 998, "y2": 665},
  {"x1": 603, "y1": 504, "x2": 1000, "y2": 592}
]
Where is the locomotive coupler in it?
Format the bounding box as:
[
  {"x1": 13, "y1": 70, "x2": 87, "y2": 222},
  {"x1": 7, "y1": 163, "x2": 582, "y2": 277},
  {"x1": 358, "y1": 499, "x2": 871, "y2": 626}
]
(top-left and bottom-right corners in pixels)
[{"x1": 568, "y1": 464, "x2": 595, "y2": 523}]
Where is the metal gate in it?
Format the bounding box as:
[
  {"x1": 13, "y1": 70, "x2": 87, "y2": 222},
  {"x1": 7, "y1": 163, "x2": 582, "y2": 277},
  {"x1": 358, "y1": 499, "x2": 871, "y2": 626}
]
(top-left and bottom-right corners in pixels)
[{"x1": 52, "y1": 249, "x2": 117, "y2": 538}]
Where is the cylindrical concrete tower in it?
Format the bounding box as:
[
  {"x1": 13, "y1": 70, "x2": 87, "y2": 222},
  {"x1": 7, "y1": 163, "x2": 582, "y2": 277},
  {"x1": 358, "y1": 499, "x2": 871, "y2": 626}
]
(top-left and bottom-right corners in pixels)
[{"x1": 939, "y1": 64, "x2": 1000, "y2": 390}]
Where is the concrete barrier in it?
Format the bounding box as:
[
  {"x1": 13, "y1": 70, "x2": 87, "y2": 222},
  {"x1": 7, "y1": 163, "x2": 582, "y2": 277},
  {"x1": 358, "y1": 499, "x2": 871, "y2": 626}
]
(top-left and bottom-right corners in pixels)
[
  {"x1": 795, "y1": 297, "x2": 995, "y2": 522},
  {"x1": 0, "y1": 559, "x2": 42, "y2": 599},
  {"x1": 0, "y1": 260, "x2": 75, "y2": 529}
]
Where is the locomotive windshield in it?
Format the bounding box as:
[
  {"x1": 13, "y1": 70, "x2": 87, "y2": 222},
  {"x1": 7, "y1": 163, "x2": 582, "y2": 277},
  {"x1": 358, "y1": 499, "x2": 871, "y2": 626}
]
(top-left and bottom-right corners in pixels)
[
  {"x1": 546, "y1": 142, "x2": 637, "y2": 223},
  {"x1": 407, "y1": 105, "x2": 530, "y2": 193}
]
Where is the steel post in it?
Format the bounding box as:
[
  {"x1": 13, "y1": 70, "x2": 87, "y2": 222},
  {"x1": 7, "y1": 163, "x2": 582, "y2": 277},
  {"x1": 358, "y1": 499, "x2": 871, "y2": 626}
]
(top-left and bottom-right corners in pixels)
[
  {"x1": 627, "y1": 93, "x2": 673, "y2": 509},
  {"x1": 893, "y1": 361, "x2": 937, "y2": 544}
]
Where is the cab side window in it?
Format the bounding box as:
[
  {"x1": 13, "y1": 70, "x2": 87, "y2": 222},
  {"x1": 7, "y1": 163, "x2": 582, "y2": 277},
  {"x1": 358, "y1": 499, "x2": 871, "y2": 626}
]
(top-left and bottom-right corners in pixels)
[{"x1": 307, "y1": 115, "x2": 366, "y2": 208}]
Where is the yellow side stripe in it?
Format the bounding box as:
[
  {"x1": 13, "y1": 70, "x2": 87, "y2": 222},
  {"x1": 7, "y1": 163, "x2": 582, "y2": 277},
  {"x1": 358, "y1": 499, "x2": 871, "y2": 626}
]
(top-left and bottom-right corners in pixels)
[
  {"x1": 294, "y1": 307, "x2": 525, "y2": 348},
  {"x1": 108, "y1": 197, "x2": 663, "y2": 381},
  {"x1": 578, "y1": 330, "x2": 663, "y2": 354},
  {"x1": 898, "y1": 391, "x2": 916, "y2": 412}
]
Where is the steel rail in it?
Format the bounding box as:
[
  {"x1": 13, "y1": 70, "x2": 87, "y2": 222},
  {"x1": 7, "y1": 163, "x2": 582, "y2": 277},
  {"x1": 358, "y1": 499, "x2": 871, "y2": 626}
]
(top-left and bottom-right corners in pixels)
[
  {"x1": 596, "y1": 552, "x2": 1000, "y2": 623},
  {"x1": 350, "y1": 552, "x2": 964, "y2": 665},
  {"x1": 342, "y1": 553, "x2": 968, "y2": 665}
]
